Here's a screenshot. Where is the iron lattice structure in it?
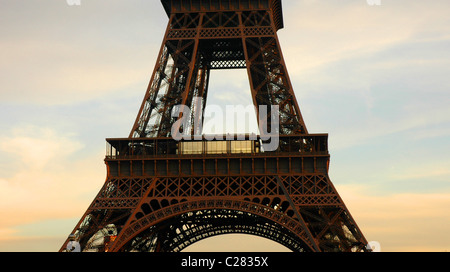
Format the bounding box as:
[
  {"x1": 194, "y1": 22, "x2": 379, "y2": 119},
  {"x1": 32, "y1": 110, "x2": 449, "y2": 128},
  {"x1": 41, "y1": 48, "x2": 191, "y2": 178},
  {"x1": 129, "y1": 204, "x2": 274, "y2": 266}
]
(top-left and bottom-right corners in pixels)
[{"x1": 61, "y1": 0, "x2": 369, "y2": 252}]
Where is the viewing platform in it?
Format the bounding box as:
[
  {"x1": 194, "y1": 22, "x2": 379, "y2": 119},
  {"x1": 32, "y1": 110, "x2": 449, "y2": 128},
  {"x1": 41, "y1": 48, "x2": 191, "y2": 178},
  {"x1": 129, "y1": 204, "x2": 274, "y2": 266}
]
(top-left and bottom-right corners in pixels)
[{"x1": 105, "y1": 134, "x2": 329, "y2": 160}]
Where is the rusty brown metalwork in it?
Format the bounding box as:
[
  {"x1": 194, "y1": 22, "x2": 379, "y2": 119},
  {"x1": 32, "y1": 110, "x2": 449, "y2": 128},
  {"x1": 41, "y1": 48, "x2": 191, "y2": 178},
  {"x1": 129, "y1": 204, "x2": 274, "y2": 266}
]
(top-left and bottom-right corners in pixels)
[{"x1": 60, "y1": 0, "x2": 369, "y2": 252}]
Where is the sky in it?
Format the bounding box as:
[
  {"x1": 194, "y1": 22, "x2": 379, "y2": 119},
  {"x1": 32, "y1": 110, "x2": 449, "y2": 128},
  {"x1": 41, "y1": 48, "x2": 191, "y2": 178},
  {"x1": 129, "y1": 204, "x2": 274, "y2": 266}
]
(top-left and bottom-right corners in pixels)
[{"x1": 0, "y1": 0, "x2": 449, "y2": 252}]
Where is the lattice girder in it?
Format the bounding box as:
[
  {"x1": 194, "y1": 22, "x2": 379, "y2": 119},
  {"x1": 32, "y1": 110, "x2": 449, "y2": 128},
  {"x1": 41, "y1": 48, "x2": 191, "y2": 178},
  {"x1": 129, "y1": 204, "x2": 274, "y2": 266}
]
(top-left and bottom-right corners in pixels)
[
  {"x1": 130, "y1": 7, "x2": 307, "y2": 139},
  {"x1": 110, "y1": 199, "x2": 316, "y2": 252},
  {"x1": 61, "y1": 0, "x2": 369, "y2": 253}
]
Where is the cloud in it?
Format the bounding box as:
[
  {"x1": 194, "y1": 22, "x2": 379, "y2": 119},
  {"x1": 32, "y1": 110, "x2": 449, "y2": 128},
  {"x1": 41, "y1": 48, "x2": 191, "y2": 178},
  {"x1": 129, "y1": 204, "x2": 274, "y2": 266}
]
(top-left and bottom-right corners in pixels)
[
  {"x1": 327, "y1": 105, "x2": 450, "y2": 151},
  {"x1": 0, "y1": 227, "x2": 18, "y2": 242},
  {"x1": 280, "y1": 0, "x2": 450, "y2": 74},
  {"x1": 0, "y1": 126, "x2": 83, "y2": 171},
  {"x1": 0, "y1": 39, "x2": 155, "y2": 106},
  {"x1": 276, "y1": 2, "x2": 450, "y2": 151},
  {"x1": 338, "y1": 184, "x2": 450, "y2": 252},
  {"x1": 0, "y1": 125, "x2": 104, "y2": 242},
  {"x1": 0, "y1": 0, "x2": 448, "y2": 253},
  {"x1": 0, "y1": 0, "x2": 164, "y2": 106}
]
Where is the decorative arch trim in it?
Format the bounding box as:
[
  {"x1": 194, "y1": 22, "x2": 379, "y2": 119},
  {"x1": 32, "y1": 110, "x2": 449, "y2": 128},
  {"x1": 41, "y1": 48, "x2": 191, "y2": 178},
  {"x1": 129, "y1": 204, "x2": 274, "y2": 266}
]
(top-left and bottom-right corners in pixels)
[{"x1": 110, "y1": 199, "x2": 316, "y2": 251}]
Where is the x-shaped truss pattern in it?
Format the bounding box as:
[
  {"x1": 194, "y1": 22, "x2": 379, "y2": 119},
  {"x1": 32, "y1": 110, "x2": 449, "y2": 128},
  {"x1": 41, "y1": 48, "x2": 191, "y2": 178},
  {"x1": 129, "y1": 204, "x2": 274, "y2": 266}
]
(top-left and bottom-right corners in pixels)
[
  {"x1": 130, "y1": 9, "x2": 307, "y2": 138},
  {"x1": 67, "y1": 171, "x2": 367, "y2": 252},
  {"x1": 61, "y1": 1, "x2": 369, "y2": 253}
]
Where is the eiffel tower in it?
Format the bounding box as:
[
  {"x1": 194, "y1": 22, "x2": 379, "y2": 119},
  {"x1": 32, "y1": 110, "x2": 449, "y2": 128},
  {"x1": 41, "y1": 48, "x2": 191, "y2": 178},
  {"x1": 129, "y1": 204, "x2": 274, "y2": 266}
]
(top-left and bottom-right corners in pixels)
[{"x1": 61, "y1": 0, "x2": 369, "y2": 252}]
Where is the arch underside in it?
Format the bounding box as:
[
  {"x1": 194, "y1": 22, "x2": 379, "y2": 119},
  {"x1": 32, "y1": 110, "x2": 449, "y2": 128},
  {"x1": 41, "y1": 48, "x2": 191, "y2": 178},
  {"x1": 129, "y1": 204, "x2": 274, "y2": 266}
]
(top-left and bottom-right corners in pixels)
[{"x1": 119, "y1": 208, "x2": 313, "y2": 252}]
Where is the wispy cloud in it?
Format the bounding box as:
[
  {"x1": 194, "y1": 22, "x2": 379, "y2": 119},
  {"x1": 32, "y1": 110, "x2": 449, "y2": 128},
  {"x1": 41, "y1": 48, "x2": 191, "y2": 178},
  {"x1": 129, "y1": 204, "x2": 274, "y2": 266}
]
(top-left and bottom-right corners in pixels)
[
  {"x1": 0, "y1": 126, "x2": 83, "y2": 171},
  {"x1": 0, "y1": 125, "x2": 103, "y2": 243},
  {"x1": 0, "y1": 0, "x2": 449, "y2": 252},
  {"x1": 0, "y1": 39, "x2": 154, "y2": 105},
  {"x1": 339, "y1": 184, "x2": 450, "y2": 252}
]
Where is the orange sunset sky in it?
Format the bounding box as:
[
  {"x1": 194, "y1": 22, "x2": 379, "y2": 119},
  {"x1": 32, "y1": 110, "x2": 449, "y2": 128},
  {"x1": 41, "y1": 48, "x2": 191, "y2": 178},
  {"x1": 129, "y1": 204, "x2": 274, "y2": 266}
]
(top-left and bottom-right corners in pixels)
[{"x1": 0, "y1": 0, "x2": 449, "y2": 252}]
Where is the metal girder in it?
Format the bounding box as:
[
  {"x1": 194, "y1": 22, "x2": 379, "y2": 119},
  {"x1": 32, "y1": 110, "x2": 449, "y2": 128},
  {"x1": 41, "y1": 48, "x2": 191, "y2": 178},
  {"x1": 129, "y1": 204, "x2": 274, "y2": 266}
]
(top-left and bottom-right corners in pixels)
[
  {"x1": 130, "y1": 8, "x2": 307, "y2": 139},
  {"x1": 60, "y1": 0, "x2": 369, "y2": 253}
]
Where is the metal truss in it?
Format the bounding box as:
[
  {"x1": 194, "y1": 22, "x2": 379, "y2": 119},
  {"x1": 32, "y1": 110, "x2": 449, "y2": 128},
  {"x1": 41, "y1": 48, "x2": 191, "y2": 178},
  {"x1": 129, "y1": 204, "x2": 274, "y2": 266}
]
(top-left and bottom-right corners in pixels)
[
  {"x1": 61, "y1": 0, "x2": 369, "y2": 253},
  {"x1": 62, "y1": 137, "x2": 368, "y2": 252},
  {"x1": 130, "y1": 5, "x2": 307, "y2": 138},
  {"x1": 117, "y1": 205, "x2": 311, "y2": 252}
]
